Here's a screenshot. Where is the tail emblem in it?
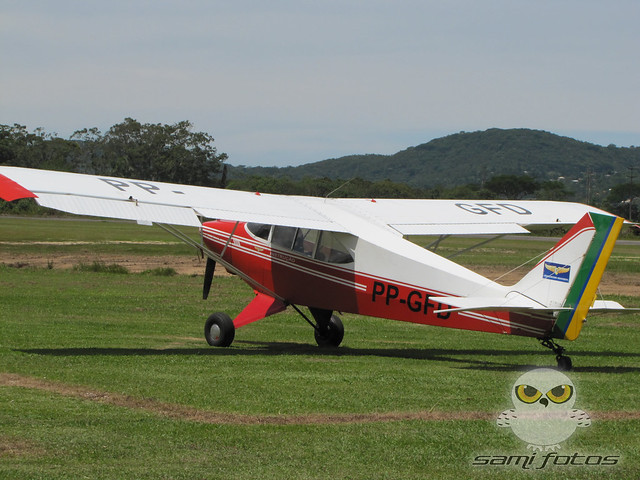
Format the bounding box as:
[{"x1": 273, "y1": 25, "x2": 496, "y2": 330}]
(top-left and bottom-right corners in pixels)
[{"x1": 544, "y1": 262, "x2": 571, "y2": 283}]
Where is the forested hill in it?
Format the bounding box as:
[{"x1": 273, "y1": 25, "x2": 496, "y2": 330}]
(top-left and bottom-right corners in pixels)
[{"x1": 230, "y1": 128, "x2": 639, "y2": 190}]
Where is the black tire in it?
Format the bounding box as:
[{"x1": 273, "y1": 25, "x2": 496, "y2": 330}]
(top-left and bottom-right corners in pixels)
[
  {"x1": 556, "y1": 355, "x2": 572, "y2": 371},
  {"x1": 204, "y1": 312, "x2": 235, "y2": 347},
  {"x1": 314, "y1": 314, "x2": 344, "y2": 348}
]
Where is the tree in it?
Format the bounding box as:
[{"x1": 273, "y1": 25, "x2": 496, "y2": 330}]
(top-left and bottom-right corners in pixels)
[
  {"x1": 606, "y1": 182, "x2": 640, "y2": 221},
  {"x1": 227, "y1": 175, "x2": 301, "y2": 195},
  {"x1": 441, "y1": 183, "x2": 493, "y2": 199},
  {"x1": 0, "y1": 124, "x2": 77, "y2": 171},
  {"x1": 0, "y1": 124, "x2": 23, "y2": 165},
  {"x1": 536, "y1": 181, "x2": 571, "y2": 201},
  {"x1": 99, "y1": 118, "x2": 227, "y2": 186},
  {"x1": 69, "y1": 127, "x2": 103, "y2": 174},
  {"x1": 485, "y1": 175, "x2": 539, "y2": 199},
  {"x1": 2, "y1": 120, "x2": 228, "y2": 187}
]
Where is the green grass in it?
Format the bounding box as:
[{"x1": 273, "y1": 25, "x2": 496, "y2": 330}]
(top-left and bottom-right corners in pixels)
[
  {"x1": 73, "y1": 261, "x2": 130, "y2": 274},
  {"x1": 0, "y1": 216, "x2": 199, "y2": 256},
  {"x1": 1, "y1": 217, "x2": 639, "y2": 479},
  {"x1": 141, "y1": 266, "x2": 178, "y2": 276}
]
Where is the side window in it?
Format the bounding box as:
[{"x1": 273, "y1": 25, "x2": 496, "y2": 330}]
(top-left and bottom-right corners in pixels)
[
  {"x1": 264, "y1": 226, "x2": 353, "y2": 264},
  {"x1": 272, "y1": 226, "x2": 297, "y2": 249},
  {"x1": 292, "y1": 228, "x2": 319, "y2": 257},
  {"x1": 315, "y1": 231, "x2": 354, "y2": 264},
  {"x1": 247, "y1": 223, "x2": 271, "y2": 241}
]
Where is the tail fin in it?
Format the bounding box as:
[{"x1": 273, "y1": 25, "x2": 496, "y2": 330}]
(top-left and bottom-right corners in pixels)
[{"x1": 512, "y1": 212, "x2": 624, "y2": 340}]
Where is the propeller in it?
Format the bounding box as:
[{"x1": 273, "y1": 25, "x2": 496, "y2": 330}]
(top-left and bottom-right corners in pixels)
[{"x1": 203, "y1": 257, "x2": 216, "y2": 300}]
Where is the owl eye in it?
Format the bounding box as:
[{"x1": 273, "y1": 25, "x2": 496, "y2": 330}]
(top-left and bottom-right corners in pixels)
[
  {"x1": 546, "y1": 384, "x2": 574, "y2": 404},
  {"x1": 515, "y1": 384, "x2": 542, "y2": 403}
]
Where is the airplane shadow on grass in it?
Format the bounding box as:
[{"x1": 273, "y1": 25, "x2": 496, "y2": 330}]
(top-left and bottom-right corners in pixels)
[{"x1": 15, "y1": 340, "x2": 640, "y2": 373}]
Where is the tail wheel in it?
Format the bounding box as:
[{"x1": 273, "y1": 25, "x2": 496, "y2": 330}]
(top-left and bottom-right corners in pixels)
[
  {"x1": 314, "y1": 314, "x2": 344, "y2": 348},
  {"x1": 204, "y1": 312, "x2": 235, "y2": 347},
  {"x1": 556, "y1": 355, "x2": 573, "y2": 371},
  {"x1": 539, "y1": 337, "x2": 572, "y2": 371}
]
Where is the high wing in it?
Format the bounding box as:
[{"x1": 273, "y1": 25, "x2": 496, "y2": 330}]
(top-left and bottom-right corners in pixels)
[
  {"x1": 0, "y1": 166, "x2": 614, "y2": 237},
  {"x1": 0, "y1": 166, "x2": 338, "y2": 231}
]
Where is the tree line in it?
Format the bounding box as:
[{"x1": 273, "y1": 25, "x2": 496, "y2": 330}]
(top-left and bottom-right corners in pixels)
[
  {"x1": 1, "y1": 118, "x2": 227, "y2": 187},
  {"x1": 228, "y1": 173, "x2": 551, "y2": 199}
]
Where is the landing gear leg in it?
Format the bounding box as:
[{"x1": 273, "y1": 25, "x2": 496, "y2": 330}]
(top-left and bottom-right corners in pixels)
[{"x1": 539, "y1": 337, "x2": 572, "y2": 371}]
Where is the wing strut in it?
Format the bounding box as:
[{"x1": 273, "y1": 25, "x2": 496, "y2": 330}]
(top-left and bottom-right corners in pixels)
[
  {"x1": 290, "y1": 304, "x2": 320, "y2": 331},
  {"x1": 426, "y1": 234, "x2": 508, "y2": 258},
  {"x1": 425, "y1": 235, "x2": 449, "y2": 251},
  {"x1": 220, "y1": 221, "x2": 240, "y2": 257},
  {"x1": 446, "y1": 235, "x2": 506, "y2": 259}
]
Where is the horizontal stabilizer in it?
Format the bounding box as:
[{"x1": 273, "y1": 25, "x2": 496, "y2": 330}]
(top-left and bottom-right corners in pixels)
[
  {"x1": 433, "y1": 296, "x2": 636, "y2": 315},
  {"x1": 431, "y1": 295, "x2": 571, "y2": 314},
  {"x1": 589, "y1": 300, "x2": 640, "y2": 314}
]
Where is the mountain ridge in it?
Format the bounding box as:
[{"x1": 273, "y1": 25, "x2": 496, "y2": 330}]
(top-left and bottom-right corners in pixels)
[{"x1": 229, "y1": 128, "x2": 638, "y2": 191}]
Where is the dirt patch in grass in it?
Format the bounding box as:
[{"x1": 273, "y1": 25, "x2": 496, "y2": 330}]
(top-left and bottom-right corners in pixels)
[
  {"x1": 2, "y1": 252, "x2": 638, "y2": 296},
  {"x1": 0, "y1": 252, "x2": 216, "y2": 275},
  {"x1": 0, "y1": 372, "x2": 490, "y2": 425},
  {"x1": 0, "y1": 435, "x2": 47, "y2": 458},
  {"x1": 2, "y1": 373, "x2": 639, "y2": 426}
]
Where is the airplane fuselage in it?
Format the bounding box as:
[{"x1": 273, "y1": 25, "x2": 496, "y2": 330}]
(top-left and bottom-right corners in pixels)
[{"x1": 202, "y1": 220, "x2": 553, "y2": 339}]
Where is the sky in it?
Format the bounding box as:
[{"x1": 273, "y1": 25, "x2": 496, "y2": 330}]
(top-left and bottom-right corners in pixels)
[{"x1": 1, "y1": 0, "x2": 639, "y2": 167}]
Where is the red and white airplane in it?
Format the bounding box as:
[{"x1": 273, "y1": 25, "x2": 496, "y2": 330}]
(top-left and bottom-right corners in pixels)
[{"x1": 0, "y1": 166, "x2": 632, "y2": 369}]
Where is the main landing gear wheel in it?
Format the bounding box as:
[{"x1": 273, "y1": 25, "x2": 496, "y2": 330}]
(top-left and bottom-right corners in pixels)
[
  {"x1": 204, "y1": 312, "x2": 235, "y2": 347},
  {"x1": 314, "y1": 314, "x2": 344, "y2": 348}
]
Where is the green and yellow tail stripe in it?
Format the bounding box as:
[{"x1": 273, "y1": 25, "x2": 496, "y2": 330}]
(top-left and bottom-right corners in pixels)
[{"x1": 554, "y1": 213, "x2": 624, "y2": 340}]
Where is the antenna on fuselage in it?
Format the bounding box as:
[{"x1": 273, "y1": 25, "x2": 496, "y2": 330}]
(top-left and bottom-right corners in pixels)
[{"x1": 325, "y1": 178, "x2": 354, "y2": 200}]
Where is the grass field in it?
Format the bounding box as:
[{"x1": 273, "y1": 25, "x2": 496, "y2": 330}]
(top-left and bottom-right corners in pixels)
[{"x1": 1, "y1": 217, "x2": 639, "y2": 479}]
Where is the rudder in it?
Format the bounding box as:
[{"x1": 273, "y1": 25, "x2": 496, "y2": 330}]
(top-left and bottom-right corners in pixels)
[
  {"x1": 554, "y1": 213, "x2": 623, "y2": 339},
  {"x1": 511, "y1": 212, "x2": 624, "y2": 340}
]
